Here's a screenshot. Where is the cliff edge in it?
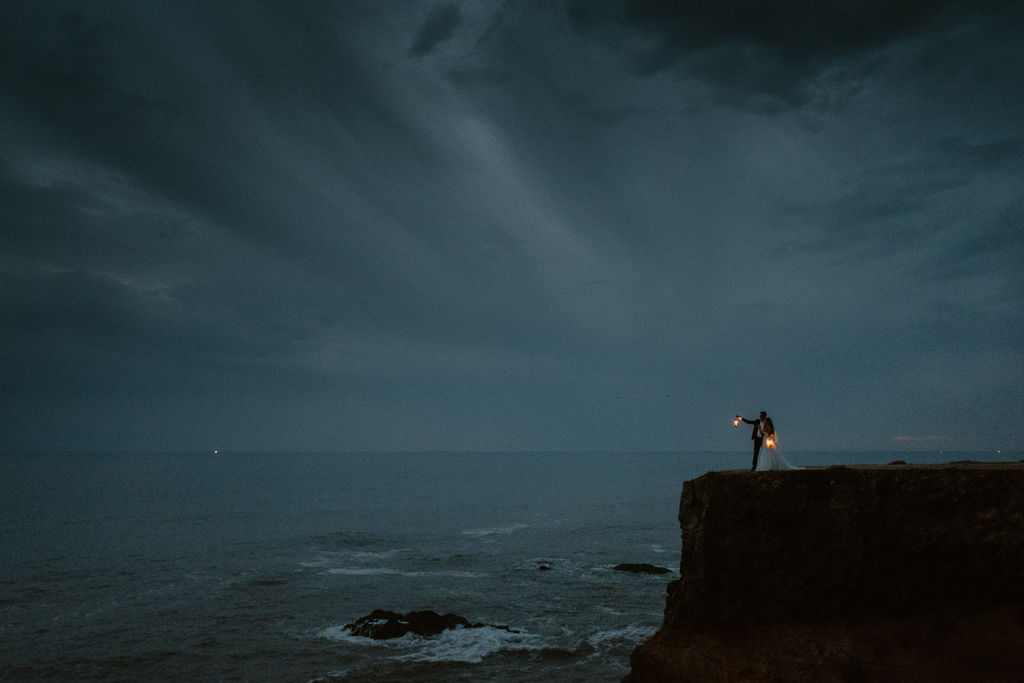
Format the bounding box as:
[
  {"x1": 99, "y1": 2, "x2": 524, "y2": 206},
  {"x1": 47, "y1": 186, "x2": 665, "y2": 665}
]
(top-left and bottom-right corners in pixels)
[{"x1": 626, "y1": 463, "x2": 1024, "y2": 682}]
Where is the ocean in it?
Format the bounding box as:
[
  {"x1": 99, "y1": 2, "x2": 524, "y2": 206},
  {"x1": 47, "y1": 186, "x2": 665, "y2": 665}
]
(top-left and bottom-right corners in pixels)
[{"x1": 1, "y1": 450, "x2": 1015, "y2": 681}]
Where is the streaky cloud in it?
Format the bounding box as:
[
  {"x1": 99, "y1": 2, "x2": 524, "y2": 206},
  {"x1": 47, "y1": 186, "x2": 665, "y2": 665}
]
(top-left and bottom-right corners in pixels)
[{"x1": 410, "y1": 3, "x2": 462, "y2": 57}]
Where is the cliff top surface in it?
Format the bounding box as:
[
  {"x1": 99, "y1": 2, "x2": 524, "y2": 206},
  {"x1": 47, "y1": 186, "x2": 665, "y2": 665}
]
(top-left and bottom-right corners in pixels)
[{"x1": 716, "y1": 460, "x2": 1024, "y2": 472}]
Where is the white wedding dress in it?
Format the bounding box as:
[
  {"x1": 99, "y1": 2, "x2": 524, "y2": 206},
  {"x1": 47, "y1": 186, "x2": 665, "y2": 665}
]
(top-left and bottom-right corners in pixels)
[{"x1": 755, "y1": 433, "x2": 801, "y2": 471}]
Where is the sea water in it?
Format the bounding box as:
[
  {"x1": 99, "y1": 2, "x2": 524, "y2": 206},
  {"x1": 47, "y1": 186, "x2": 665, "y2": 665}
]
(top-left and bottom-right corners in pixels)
[{"x1": 1, "y1": 450, "x2": 1016, "y2": 681}]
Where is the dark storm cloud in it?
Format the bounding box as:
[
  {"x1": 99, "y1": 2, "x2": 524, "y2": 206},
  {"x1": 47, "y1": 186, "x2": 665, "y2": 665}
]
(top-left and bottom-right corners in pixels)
[
  {"x1": 1, "y1": 2, "x2": 446, "y2": 326},
  {"x1": 566, "y1": 0, "x2": 1018, "y2": 108},
  {"x1": 787, "y1": 136, "x2": 1024, "y2": 261},
  {"x1": 410, "y1": 3, "x2": 463, "y2": 56},
  {"x1": 0, "y1": 2, "x2": 572, "y2": 447},
  {"x1": 1, "y1": 1, "x2": 1021, "y2": 452}
]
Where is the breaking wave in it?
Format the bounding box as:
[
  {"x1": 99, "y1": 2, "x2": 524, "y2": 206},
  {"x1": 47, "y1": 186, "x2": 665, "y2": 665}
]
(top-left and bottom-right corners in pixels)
[
  {"x1": 318, "y1": 623, "x2": 546, "y2": 664},
  {"x1": 325, "y1": 567, "x2": 483, "y2": 578},
  {"x1": 460, "y1": 522, "x2": 529, "y2": 538}
]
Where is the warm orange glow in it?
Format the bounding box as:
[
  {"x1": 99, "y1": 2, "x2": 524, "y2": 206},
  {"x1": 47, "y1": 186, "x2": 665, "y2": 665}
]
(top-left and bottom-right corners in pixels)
[
  {"x1": 733, "y1": 418, "x2": 740, "y2": 427},
  {"x1": 765, "y1": 437, "x2": 776, "y2": 449}
]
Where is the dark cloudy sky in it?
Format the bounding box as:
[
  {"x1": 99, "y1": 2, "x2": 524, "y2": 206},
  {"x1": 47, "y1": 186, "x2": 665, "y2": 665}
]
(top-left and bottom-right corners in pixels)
[{"x1": 2, "y1": 1, "x2": 1022, "y2": 453}]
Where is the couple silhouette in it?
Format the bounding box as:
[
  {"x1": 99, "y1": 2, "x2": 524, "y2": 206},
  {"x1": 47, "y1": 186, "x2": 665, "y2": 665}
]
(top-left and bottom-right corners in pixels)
[{"x1": 736, "y1": 412, "x2": 799, "y2": 471}]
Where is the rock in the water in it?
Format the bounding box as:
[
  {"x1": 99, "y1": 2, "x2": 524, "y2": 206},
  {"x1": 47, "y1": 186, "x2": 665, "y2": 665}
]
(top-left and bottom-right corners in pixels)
[
  {"x1": 344, "y1": 609, "x2": 512, "y2": 640},
  {"x1": 614, "y1": 563, "x2": 671, "y2": 575}
]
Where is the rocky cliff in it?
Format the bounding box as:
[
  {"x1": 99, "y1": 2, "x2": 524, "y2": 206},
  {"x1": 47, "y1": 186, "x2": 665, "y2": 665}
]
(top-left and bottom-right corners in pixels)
[{"x1": 626, "y1": 463, "x2": 1024, "y2": 682}]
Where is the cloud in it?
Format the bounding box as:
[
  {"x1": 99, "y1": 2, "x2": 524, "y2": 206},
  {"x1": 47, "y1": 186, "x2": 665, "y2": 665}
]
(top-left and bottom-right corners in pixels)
[
  {"x1": 410, "y1": 3, "x2": 463, "y2": 56},
  {"x1": 782, "y1": 136, "x2": 1024, "y2": 259},
  {"x1": 1, "y1": 1, "x2": 1021, "y2": 451},
  {"x1": 565, "y1": 0, "x2": 1019, "y2": 109}
]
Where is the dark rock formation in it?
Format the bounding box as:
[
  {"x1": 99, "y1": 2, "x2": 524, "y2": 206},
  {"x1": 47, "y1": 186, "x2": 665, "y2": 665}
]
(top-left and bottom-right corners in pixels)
[
  {"x1": 614, "y1": 563, "x2": 671, "y2": 575},
  {"x1": 626, "y1": 463, "x2": 1024, "y2": 682},
  {"x1": 344, "y1": 609, "x2": 513, "y2": 640}
]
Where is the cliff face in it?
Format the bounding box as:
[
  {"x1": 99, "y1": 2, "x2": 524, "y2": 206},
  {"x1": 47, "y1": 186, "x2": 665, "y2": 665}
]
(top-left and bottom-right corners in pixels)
[{"x1": 626, "y1": 464, "x2": 1024, "y2": 682}]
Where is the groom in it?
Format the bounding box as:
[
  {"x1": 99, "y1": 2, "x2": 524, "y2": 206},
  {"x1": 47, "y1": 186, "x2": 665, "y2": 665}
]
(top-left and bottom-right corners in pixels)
[{"x1": 740, "y1": 412, "x2": 774, "y2": 470}]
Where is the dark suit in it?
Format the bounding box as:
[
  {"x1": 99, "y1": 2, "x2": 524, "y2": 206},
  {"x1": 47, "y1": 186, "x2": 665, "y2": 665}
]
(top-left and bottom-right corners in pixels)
[{"x1": 741, "y1": 417, "x2": 774, "y2": 470}]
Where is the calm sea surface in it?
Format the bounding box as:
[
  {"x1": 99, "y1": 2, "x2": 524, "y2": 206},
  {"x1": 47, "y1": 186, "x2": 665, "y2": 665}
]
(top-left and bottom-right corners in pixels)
[{"x1": 1, "y1": 450, "x2": 1016, "y2": 681}]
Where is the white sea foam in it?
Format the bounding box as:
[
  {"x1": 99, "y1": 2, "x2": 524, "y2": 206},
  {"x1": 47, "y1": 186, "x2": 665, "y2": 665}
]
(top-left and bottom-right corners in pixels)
[
  {"x1": 349, "y1": 548, "x2": 412, "y2": 560},
  {"x1": 325, "y1": 567, "x2": 404, "y2": 576},
  {"x1": 318, "y1": 623, "x2": 545, "y2": 663},
  {"x1": 585, "y1": 623, "x2": 658, "y2": 650},
  {"x1": 301, "y1": 548, "x2": 412, "y2": 568},
  {"x1": 595, "y1": 605, "x2": 625, "y2": 616},
  {"x1": 325, "y1": 567, "x2": 483, "y2": 578},
  {"x1": 392, "y1": 625, "x2": 545, "y2": 664},
  {"x1": 460, "y1": 522, "x2": 529, "y2": 538},
  {"x1": 317, "y1": 625, "x2": 410, "y2": 647}
]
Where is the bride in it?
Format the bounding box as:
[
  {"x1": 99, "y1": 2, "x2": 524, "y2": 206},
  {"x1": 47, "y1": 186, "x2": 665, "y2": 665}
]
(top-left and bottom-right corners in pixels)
[{"x1": 756, "y1": 422, "x2": 800, "y2": 471}]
